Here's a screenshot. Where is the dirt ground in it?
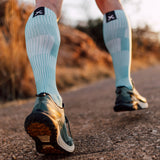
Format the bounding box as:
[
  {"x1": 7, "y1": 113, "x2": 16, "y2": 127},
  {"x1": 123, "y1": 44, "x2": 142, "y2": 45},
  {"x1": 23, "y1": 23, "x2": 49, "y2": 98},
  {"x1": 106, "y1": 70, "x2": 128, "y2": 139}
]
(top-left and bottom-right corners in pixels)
[{"x1": 0, "y1": 65, "x2": 160, "y2": 160}]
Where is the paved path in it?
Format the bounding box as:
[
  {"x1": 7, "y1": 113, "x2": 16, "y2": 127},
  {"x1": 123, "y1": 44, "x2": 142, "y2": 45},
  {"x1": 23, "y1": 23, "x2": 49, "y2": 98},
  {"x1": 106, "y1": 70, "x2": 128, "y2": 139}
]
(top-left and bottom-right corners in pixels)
[{"x1": 0, "y1": 66, "x2": 160, "y2": 160}]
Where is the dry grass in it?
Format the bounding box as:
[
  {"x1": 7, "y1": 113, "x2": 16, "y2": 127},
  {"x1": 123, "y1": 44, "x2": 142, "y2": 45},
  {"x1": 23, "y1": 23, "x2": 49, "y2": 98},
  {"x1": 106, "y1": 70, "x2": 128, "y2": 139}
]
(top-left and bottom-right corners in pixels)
[{"x1": 0, "y1": 0, "x2": 35, "y2": 100}]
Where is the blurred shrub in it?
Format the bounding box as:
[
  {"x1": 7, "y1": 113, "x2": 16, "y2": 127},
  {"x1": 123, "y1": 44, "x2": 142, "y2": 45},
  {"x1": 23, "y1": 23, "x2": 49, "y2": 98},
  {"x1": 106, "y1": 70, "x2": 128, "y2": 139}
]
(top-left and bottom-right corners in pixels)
[
  {"x1": 77, "y1": 19, "x2": 106, "y2": 50},
  {"x1": 132, "y1": 26, "x2": 160, "y2": 58},
  {"x1": 0, "y1": 0, "x2": 35, "y2": 100}
]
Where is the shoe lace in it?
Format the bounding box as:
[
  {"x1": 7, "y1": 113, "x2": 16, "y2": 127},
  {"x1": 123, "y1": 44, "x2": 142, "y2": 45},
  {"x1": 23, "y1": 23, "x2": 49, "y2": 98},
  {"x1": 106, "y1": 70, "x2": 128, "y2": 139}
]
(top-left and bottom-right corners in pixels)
[
  {"x1": 65, "y1": 116, "x2": 73, "y2": 138},
  {"x1": 36, "y1": 92, "x2": 50, "y2": 97},
  {"x1": 63, "y1": 103, "x2": 73, "y2": 138}
]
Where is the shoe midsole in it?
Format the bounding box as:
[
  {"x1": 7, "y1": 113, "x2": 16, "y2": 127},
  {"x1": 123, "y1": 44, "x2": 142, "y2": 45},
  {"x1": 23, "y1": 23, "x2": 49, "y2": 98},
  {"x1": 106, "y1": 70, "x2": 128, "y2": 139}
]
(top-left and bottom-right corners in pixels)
[{"x1": 115, "y1": 99, "x2": 148, "y2": 110}]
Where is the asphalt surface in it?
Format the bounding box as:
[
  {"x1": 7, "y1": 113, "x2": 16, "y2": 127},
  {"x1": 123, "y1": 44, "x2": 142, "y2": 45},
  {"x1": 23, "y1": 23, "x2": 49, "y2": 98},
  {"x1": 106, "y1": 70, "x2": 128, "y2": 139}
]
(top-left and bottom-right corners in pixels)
[{"x1": 0, "y1": 65, "x2": 160, "y2": 160}]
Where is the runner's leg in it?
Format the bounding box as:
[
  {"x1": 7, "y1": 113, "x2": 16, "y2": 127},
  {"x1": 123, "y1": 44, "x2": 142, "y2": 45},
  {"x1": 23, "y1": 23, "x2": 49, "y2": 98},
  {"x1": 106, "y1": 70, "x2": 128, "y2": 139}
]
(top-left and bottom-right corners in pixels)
[
  {"x1": 25, "y1": 0, "x2": 63, "y2": 106},
  {"x1": 96, "y1": 0, "x2": 148, "y2": 112},
  {"x1": 24, "y1": 0, "x2": 75, "y2": 154},
  {"x1": 96, "y1": 0, "x2": 132, "y2": 89}
]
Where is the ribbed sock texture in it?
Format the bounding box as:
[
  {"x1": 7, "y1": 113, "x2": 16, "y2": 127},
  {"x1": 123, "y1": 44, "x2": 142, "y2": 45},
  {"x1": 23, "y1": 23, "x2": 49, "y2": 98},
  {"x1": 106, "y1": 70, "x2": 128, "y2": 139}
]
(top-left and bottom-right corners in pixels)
[
  {"x1": 103, "y1": 10, "x2": 132, "y2": 89},
  {"x1": 25, "y1": 7, "x2": 62, "y2": 106}
]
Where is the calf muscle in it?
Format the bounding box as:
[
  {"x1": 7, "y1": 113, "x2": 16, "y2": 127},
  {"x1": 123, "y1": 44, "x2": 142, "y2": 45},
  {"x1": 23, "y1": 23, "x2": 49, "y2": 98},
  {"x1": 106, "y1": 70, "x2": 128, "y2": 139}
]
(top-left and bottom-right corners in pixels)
[
  {"x1": 35, "y1": 0, "x2": 63, "y2": 18},
  {"x1": 95, "y1": 0, "x2": 122, "y2": 14}
]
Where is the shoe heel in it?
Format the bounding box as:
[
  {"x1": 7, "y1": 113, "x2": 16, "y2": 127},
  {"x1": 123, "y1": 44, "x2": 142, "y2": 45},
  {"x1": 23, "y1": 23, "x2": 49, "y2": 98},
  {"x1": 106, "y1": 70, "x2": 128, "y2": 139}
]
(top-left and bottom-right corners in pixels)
[{"x1": 24, "y1": 112, "x2": 64, "y2": 154}]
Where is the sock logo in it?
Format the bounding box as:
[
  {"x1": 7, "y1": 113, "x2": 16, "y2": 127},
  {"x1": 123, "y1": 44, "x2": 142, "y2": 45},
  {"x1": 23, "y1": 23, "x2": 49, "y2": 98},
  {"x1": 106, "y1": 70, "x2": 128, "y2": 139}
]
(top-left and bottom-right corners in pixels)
[
  {"x1": 33, "y1": 7, "x2": 45, "y2": 17},
  {"x1": 106, "y1": 11, "x2": 117, "y2": 23}
]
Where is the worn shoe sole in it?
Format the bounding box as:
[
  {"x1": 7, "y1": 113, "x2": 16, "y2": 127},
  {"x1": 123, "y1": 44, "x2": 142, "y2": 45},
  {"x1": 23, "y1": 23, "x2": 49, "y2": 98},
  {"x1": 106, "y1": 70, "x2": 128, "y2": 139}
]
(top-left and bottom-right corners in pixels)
[
  {"x1": 24, "y1": 112, "x2": 75, "y2": 154},
  {"x1": 114, "y1": 100, "x2": 148, "y2": 112}
]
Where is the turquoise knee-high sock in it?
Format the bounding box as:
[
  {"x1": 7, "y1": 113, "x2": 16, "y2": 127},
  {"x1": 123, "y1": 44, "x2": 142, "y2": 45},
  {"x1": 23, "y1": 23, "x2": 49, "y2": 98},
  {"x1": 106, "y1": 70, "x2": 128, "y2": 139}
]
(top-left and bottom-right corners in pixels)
[
  {"x1": 103, "y1": 10, "x2": 132, "y2": 89},
  {"x1": 25, "y1": 7, "x2": 62, "y2": 106}
]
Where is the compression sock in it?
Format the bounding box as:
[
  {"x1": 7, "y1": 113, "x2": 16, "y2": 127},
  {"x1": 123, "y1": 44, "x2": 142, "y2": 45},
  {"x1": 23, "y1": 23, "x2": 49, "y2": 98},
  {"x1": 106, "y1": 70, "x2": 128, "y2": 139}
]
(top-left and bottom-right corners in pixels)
[
  {"x1": 25, "y1": 7, "x2": 62, "y2": 106},
  {"x1": 103, "y1": 10, "x2": 132, "y2": 89}
]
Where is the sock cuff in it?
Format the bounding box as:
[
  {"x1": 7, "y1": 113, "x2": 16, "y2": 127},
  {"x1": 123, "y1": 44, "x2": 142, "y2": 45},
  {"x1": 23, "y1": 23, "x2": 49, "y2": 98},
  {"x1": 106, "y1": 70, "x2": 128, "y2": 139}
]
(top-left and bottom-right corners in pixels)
[
  {"x1": 32, "y1": 7, "x2": 57, "y2": 19},
  {"x1": 103, "y1": 10, "x2": 128, "y2": 24},
  {"x1": 25, "y1": 7, "x2": 60, "y2": 41},
  {"x1": 26, "y1": 7, "x2": 57, "y2": 29},
  {"x1": 104, "y1": 10, "x2": 125, "y2": 17}
]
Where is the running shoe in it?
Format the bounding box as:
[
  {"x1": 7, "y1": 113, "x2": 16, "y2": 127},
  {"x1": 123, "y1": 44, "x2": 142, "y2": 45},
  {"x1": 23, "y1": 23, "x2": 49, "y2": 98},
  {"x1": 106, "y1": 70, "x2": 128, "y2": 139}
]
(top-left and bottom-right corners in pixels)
[
  {"x1": 24, "y1": 93, "x2": 75, "y2": 154},
  {"x1": 114, "y1": 86, "x2": 148, "y2": 112}
]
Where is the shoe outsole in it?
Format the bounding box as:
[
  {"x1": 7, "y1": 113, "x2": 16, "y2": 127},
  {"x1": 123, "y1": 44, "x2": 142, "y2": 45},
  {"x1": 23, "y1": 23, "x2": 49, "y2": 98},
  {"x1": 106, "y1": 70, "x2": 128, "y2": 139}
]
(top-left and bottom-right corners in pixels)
[
  {"x1": 24, "y1": 112, "x2": 68, "y2": 154},
  {"x1": 114, "y1": 102, "x2": 148, "y2": 112}
]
